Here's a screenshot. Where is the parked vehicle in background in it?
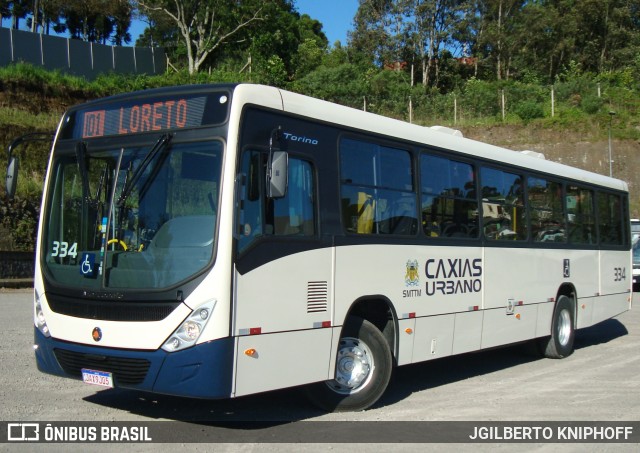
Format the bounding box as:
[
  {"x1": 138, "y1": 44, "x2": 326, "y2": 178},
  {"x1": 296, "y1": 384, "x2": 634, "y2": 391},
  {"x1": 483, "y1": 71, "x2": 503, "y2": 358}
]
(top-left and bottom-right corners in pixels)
[
  {"x1": 631, "y1": 219, "x2": 640, "y2": 242},
  {"x1": 633, "y1": 237, "x2": 640, "y2": 292}
]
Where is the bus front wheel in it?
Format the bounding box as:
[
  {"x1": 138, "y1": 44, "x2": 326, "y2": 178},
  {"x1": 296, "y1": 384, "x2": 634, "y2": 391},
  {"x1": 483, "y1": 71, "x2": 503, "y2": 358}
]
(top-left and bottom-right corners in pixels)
[
  {"x1": 540, "y1": 295, "x2": 575, "y2": 359},
  {"x1": 306, "y1": 316, "x2": 392, "y2": 412}
]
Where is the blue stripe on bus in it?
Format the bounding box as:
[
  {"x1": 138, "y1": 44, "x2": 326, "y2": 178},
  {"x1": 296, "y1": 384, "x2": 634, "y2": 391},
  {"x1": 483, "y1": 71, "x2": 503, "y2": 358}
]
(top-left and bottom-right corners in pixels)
[{"x1": 34, "y1": 328, "x2": 234, "y2": 399}]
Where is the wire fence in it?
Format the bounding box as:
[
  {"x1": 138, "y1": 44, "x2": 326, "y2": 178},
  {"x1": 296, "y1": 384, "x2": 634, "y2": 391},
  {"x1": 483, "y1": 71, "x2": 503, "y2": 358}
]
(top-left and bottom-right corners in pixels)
[{"x1": 325, "y1": 81, "x2": 639, "y2": 128}]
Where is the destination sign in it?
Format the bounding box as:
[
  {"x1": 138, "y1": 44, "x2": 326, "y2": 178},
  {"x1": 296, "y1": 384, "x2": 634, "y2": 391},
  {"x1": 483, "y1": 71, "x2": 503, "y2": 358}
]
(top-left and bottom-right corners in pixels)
[{"x1": 67, "y1": 92, "x2": 228, "y2": 139}]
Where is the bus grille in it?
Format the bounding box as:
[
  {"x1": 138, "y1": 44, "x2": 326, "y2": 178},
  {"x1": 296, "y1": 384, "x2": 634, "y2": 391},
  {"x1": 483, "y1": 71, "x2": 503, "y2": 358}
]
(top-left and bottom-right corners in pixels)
[
  {"x1": 53, "y1": 349, "x2": 151, "y2": 385},
  {"x1": 47, "y1": 294, "x2": 180, "y2": 322}
]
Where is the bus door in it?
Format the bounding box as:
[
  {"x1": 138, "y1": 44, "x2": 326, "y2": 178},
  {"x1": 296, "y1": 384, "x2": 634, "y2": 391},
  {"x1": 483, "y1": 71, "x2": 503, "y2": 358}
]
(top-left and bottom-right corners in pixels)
[{"x1": 232, "y1": 148, "x2": 334, "y2": 396}]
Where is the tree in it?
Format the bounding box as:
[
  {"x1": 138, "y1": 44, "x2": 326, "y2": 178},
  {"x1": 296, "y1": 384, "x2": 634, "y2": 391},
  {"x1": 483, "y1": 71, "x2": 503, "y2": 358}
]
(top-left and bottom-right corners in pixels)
[
  {"x1": 454, "y1": 0, "x2": 488, "y2": 78},
  {"x1": 110, "y1": 0, "x2": 133, "y2": 45},
  {"x1": 404, "y1": 0, "x2": 462, "y2": 88},
  {"x1": 1, "y1": 0, "x2": 30, "y2": 29},
  {"x1": 134, "y1": 4, "x2": 178, "y2": 48},
  {"x1": 29, "y1": 0, "x2": 67, "y2": 35},
  {"x1": 476, "y1": 0, "x2": 524, "y2": 80},
  {"x1": 58, "y1": 0, "x2": 132, "y2": 44},
  {"x1": 248, "y1": 1, "x2": 303, "y2": 79},
  {"x1": 250, "y1": 7, "x2": 328, "y2": 81},
  {"x1": 292, "y1": 14, "x2": 328, "y2": 78},
  {"x1": 348, "y1": 0, "x2": 396, "y2": 65},
  {"x1": 136, "y1": 0, "x2": 269, "y2": 74},
  {"x1": 509, "y1": 0, "x2": 577, "y2": 83},
  {"x1": 572, "y1": 0, "x2": 640, "y2": 74}
]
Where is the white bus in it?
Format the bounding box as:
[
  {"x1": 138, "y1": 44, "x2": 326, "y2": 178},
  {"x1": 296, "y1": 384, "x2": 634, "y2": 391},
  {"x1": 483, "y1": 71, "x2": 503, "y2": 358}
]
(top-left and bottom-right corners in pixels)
[{"x1": 10, "y1": 84, "x2": 631, "y2": 412}]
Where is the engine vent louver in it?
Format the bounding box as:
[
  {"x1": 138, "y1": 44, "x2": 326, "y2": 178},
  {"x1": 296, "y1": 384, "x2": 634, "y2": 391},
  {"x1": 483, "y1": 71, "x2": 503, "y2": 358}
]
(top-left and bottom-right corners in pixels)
[{"x1": 307, "y1": 281, "x2": 328, "y2": 313}]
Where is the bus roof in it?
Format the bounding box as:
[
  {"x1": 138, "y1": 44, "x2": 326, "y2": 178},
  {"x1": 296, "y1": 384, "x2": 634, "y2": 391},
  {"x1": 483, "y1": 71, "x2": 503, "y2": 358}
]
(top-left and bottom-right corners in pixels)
[{"x1": 231, "y1": 84, "x2": 627, "y2": 193}]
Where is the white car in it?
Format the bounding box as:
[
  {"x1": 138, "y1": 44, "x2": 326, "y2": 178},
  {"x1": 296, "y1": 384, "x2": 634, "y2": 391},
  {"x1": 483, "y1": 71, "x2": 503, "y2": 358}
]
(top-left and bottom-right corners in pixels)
[{"x1": 633, "y1": 237, "x2": 640, "y2": 292}]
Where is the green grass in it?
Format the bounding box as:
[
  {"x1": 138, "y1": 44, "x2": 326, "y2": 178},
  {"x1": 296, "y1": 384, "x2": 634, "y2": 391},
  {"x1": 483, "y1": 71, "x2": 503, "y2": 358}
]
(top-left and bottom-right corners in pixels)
[{"x1": 0, "y1": 107, "x2": 59, "y2": 129}]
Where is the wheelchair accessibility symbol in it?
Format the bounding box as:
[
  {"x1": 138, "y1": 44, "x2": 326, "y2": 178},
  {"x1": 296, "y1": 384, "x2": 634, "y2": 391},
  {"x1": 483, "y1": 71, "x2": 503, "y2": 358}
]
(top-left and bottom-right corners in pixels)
[{"x1": 80, "y1": 253, "x2": 97, "y2": 278}]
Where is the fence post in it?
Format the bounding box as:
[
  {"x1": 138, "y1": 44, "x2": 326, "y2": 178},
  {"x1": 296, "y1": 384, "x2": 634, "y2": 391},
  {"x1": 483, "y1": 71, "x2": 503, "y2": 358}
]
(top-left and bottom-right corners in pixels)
[
  {"x1": 409, "y1": 96, "x2": 413, "y2": 123},
  {"x1": 454, "y1": 96, "x2": 458, "y2": 125},
  {"x1": 39, "y1": 33, "x2": 43, "y2": 65},
  {"x1": 551, "y1": 86, "x2": 555, "y2": 117},
  {"x1": 501, "y1": 89, "x2": 505, "y2": 121}
]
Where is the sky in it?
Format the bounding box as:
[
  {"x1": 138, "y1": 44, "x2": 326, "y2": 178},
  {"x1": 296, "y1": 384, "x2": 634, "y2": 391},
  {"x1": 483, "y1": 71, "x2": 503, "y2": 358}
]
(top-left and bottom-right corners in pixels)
[
  {"x1": 295, "y1": 0, "x2": 359, "y2": 46},
  {"x1": 2, "y1": 1, "x2": 359, "y2": 48}
]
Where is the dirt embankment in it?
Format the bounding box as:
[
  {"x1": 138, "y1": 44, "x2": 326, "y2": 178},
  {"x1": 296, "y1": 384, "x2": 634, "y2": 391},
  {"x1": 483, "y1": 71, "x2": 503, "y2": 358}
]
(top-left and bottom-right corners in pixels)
[{"x1": 0, "y1": 80, "x2": 92, "y2": 114}]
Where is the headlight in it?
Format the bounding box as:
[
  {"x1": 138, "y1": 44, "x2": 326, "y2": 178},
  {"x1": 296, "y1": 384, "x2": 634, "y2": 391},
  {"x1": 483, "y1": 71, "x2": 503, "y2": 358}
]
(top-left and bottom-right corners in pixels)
[
  {"x1": 162, "y1": 300, "x2": 216, "y2": 352},
  {"x1": 34, "y1": 290, "x2": 50, "y2": 337}
]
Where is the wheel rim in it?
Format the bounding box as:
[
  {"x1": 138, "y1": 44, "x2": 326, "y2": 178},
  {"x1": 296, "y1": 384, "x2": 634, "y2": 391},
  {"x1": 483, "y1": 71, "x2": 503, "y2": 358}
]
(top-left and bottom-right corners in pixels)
[
  {"x1": 326, "y1": 337, "x2": 374, "y2": 395},
  {"x1": 557, "y1": 309, "x2": 572, "y2": 346}
]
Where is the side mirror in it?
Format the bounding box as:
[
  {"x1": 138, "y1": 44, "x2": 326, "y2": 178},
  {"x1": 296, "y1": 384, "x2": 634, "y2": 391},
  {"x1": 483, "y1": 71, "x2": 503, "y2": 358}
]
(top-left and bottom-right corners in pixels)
[
  {"x1": 267, "y1": 151, "x2": 288, "y2": 198},
  {"x1": 5, "y1": 132, "x2": 53, "y2": 199},
  {"x1": 5, "y1": 156, "x2": 18, "y2": 199},
  {"x1": 266, "y1": 126, "x2": 287, "y2": 198}
]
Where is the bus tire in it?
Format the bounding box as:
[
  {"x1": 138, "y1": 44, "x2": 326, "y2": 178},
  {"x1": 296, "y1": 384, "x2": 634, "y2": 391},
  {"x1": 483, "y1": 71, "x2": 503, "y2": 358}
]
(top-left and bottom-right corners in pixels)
[
  {"x1": 306, "y1": 316, "x2": 392, "y2": 412},
  {"x1": 540, "y1": 295, "x2": 575, "y2": 359}
]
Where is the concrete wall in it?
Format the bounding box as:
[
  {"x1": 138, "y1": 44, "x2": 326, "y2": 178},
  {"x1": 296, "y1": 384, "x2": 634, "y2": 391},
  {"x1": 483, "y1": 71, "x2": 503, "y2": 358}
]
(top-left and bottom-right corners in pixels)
[{"x1": 0, "y1": 28, "x2": 166, "y2": 79}]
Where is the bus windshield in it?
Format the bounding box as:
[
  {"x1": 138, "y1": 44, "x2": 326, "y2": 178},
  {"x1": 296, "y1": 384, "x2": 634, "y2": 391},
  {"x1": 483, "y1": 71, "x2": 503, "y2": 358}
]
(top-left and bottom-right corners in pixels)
[{"x1": 43, "y1": 137, "x2": 222, "y2": 290}]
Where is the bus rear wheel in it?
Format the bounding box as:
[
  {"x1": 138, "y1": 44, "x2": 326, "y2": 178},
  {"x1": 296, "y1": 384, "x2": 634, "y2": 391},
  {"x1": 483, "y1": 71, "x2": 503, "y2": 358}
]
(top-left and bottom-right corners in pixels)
[
  {"x1": 540, "y1": 295, "x2": 575, "y2": 359},
  {"x1": 306, "y1": 316, "x2": 392, "y2": 412}
]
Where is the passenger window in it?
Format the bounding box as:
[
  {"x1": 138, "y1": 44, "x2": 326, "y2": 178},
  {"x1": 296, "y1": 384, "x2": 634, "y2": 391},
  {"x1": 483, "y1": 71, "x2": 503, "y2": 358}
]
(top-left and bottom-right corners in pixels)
[
  {"x1": 421, "y1": 154, "x2": 478, "y2": 238},
  {"x1": 528, "y1": 177, "x2": 565, "y2": 243},
  {"x1": 340, "y1": 138, "x2": 417, "y2": 235},
  {"x1": 566, "y1": 185, "x2": 596, "y2": 244},
  {"x1": 238, "y1": 151, "x2": 316, "y2": 252},
  {"x1": 480, "y1": 167, "x2": 527, "y2": 241},
  {"x1": 598, "y1": 192, "x2": 624, "y2": 245}
]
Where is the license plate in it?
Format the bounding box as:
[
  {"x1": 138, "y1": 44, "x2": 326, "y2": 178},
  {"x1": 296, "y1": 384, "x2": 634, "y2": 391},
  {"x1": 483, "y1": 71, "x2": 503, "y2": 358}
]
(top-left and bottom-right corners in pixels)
[{"x1": 81, "y1": 368, "x2": 114, "y2": 388}]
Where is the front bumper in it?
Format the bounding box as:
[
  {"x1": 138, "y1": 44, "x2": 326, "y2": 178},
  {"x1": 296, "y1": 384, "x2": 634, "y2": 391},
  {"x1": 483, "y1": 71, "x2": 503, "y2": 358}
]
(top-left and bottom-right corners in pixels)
[{"x1": 34, "y1": 328, "x2": 235, "y2": 399}]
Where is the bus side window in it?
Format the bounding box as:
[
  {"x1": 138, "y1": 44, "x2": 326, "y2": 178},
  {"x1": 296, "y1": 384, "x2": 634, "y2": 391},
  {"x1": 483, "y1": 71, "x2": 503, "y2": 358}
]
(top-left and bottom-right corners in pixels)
[
  {"x1": 340, "y1": 138, "x2": 417, "y2": 236},
  {"x1": 421, "y1": 153, "x2": 478, "y2": 238},
  {"x1": 598, "y1": 192, "x2": 624, "y2": 245},
  {"x1": 238, "y1": 151, "x2": 316, "y2": 253},
  {"x1": 566, "y1": 185, "x2": 595, "y2": 245},
  {"x1": 480, "y1": 167, "x2": 527, "y2": 241},
  {"x1": 528, "y1": 177, "x2": 566, "y2": 243}
]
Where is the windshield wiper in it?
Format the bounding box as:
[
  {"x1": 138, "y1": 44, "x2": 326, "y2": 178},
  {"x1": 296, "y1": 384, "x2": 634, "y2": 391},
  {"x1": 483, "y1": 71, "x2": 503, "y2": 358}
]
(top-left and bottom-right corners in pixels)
[{"x1": 116, "y1": 133, "x2": 173, "y2": 207}]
